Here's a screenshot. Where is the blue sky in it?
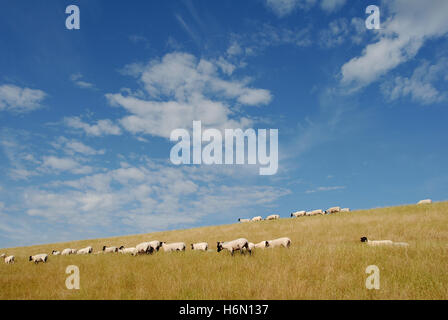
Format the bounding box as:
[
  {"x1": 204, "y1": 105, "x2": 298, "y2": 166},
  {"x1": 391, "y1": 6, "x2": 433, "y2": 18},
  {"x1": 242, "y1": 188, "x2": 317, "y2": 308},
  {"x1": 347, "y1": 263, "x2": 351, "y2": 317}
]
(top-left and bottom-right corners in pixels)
[{"x1": 1, "y1": 0, "x2": 447, "y2": 247}]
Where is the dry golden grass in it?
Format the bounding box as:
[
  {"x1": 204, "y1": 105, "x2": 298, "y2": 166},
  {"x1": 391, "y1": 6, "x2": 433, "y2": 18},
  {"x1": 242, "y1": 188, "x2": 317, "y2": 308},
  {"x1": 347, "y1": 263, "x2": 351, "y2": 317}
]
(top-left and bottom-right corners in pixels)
[{"x1": 1, "y1": 202, "x2": 447, "y2": 300}]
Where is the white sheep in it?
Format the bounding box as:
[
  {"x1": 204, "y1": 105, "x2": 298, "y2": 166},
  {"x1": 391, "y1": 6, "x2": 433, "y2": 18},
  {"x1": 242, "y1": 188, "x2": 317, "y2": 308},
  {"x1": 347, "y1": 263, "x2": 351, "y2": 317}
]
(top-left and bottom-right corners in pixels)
[
  {"x1": 417, "y1": 199, "x2": 432, "y2": 205},
  {"x1": 306, "y1": 209, "x2": 324, "y2": 216},
  {"x1": 77, "y1": 246, "x2": 93, "y2": 254},
  {"x1": 267, "y1": 237, "x2": 291, "y2": 248},
  {"x1": 360, "y1": 237, "x2": 408, "y2": 247},
  {"x1": 238, "y1": 218, "x2": 250, "y2": 223},
  {"x1": 217, "y1": 238, "x2": 251, "y2": 255},
  {"x1": 102, "y1": 246, "x2": 119, "y2": 253},
  {"x1": 29, "y1": 254, "x2": 48, "y2": 264},
  {"x1": 266, "y1": 214, "x2": 280, "y2": 220},
  {"x1": 341, "y1": 208, "x2": 350, "y2": 212},
  {"x1": 3, "y1": 254, "x2": 15, "y2": 264},
  {"x1": 360, "y1": 237, "x2": 393, "y2": 246},
  {"x1": 161, "y1": 242, "x2": 186, "y2": 252},
  {"x1": 118, "y1": 246, "x2": 139, "y2": 256},
  {"x1": 135, "y1": 242, "x2": 154, "y2": 254},
  {"x1": 191, "y1": 242, "x2": 208, "y2": 251},
  {"x1": 251, "y1": 216, "x2": 263, "y2": 222},
  {"x1": 52, "y1": 250, "x2": 61, "y2": 255},
  {"x1": 393, "y1": 242, "x2": 410, "y2": 247},
  {"x1": 326, "y1": 207, "x2": 341, "y2": 214},
  {"x1": 148, "y1": 240, "x2": 163, "y2": 252},
  {"x1": 61, "y1": 248, "x2": 77, "y2": 255},
  {"x1": 254, "y1": 241, "x2": 269, "y2": 249},
  {"x1": 291, "y1": 211, "x2": 306, "y2": 217}
]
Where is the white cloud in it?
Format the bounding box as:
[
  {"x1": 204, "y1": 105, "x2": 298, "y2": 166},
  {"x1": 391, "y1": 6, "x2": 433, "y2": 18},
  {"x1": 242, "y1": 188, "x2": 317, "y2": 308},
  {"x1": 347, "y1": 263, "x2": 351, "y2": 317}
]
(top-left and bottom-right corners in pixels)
[
  {"x1": 0, "y1": 84, "x2": 46, "y2": 113},
  {"x1": 70, "y1": 73, "x2": 95, "y2": 89},
  {"x1": 106, "y1": 52, "x2": 271, "y2": 138},
  {"x1": 228, "y1": 24, "x2": 312, "y2": 58},
  {"x1": 265, "y1": 0, "x2": 316, "y2": 17},
  {"x1": 265, "y1": 0, "x2": 345, "y2": 17},
  {"x1": 0, "y1": 129, "x2": 40, "y2": 180},
  {"x1": 341, "y1": 0, "x2": 448, "y2": 89},
  {"x1": 320, "y1": 0, "x2": 346, "y2": 13},
  {"x1": 41, "y1": 156, "x2": 92, "y2": 175},
  {"x1": 53, "y1": 137, "x2": 105, "y2": 156},
  {"x1": 305, "y1": 186, "x2": 346, "y2": 194},
  {"x1": 319, "y1": 18, "x2": 366, "y2": 48},
  {"x1": 65, "y1": 116, "x2": 122, "y2": 136},
  {"x1": 21, "y1": 161, "x2": 290, "y2": 232},
  {"x1": 381, "y1": 58, "x2": 448, "y2": 105}
]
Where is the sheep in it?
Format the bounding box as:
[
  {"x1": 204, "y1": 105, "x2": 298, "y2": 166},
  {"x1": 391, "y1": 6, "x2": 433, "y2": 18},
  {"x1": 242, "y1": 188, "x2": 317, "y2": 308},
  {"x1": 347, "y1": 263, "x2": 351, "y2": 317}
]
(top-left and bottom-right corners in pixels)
[
  {"x1": 29, "y1": 254, "x2": 48, "y2": 264},
  {"x1": 191, "y1": 242, "x2": 208, "y2": 251},
  {"x1": 61, "y1": 248, "x2": 77, "y2": 255},
  {"x1": 3, "y1": 255, "x2": 15, "y2": 264},
  {"x1": 417, "y1": 199, "x2": 432, "y2": 205},
  {"x1": 217, "y1": 238, "x2": 250, "y2": 255},
  {"x1": 0, "y1": 253, "x2": 5, "y2": 258},
  {"x1": 52, "y1": 250, "x2": 61, "y2": 255},
  {"x1": 77, "y1": 246, "x2": 93, "y2": 255},
  {"x1": 135, "y1": 242, "x2": 155, "y2": 254},
  {"x1": 266, "y1": 214, "x2": 280, "y2": 220},
  {"x1": 267, "y1": 237, "x2": 291, "y2": 248},
  {"x1": 242, "y1": 242, "x2": 256, "y2": 253},
  {"x1": 341, "y1": 208, "x2": 350, "y2": 212},
  {"x1": 118, "y1": 246, "x2": 139, "y2": 256},
  {"x1": 254, "y1": 241, "x2": 269, "y2": 249},
  {"x1": 291, "y1": 211, "x2": 306, "y2": 217},
  {"x1": 251, "y1": 216, "x2": 263, "y2": 222},
  {"x1": 393, "y1": 242, "x2": 410, "y2": 247},
  {"x1": 360, "y1": 237, "x2": 393, "y2": 246},
  {"x1": 161, "y1": 242, "x2": 186, "y2": 252},
  {"x1": 102, "y1": 246, "x2": 119, "y2": 253},
  {"x1": 326, "y1": 207, "x2": 341, "y2": 214},
  {"x1": 238, "y1": 218, "x2": 250, "y2": 223},
  {"x1": 306, "y1": 209, "x2": 324, "y2": 216},
  {"x1": 148, "y1": 240, "x2": 163, "y2": 252}
]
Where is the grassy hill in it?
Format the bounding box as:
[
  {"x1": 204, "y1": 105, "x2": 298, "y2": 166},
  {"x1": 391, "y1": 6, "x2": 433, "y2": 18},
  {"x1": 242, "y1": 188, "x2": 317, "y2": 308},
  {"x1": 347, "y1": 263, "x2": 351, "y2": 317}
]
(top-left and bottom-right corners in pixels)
[{"x1": 1, "y1": 202, "x2": 447, "y2": 300}]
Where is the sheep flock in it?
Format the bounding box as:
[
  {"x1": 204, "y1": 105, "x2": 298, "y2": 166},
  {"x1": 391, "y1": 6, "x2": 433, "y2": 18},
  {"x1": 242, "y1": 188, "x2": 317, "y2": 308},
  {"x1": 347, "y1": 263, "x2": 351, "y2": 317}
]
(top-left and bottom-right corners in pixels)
[{"x1": 1, "y1": 199, "x2": 430, "y2": 265}]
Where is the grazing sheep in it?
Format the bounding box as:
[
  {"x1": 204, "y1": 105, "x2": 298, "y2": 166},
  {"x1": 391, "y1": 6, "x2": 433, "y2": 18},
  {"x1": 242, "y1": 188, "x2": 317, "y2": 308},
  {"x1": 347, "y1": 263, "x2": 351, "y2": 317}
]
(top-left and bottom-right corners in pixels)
[
  {"x1": 254, "y1": 241, "x2": 269, "y2": 249},
  {"x1": 61, "y1": 248, "x2": 77, "y2": 255},
  {"x1": 77, "y1": 246, "x2": 93, "y2": 255},
  {"x1": 341, "y1": 208, "x2": 350, "y2": 212},
  {"x1": 417, "y1": 199, "x2": 432, "y2": 205},
  {"x1": 393, "y1": 242, "x2": 410, "y2": 247},
  {"x1": 307, "y1": 209, "x2": 324, "y2": 216},
  {"x1": 3, "y1": 255, "x2": 15, "y2": 264},
  {"x1": 148, "y1": 240, "x2": 163, "y2": 252},
  {"x1": 326, "y1": 207, "x2": 341, "y2": 214},
  {"x1": 102, "y1": 246, "x2": 119, "y2": 253},
  {"x1": 52, "y1": 250, "x2": 61, "y2": 255},
  {"x1": 266, "y1": 214, "x2": 280, "y2": 220},
  {"x1": 251, "y1": 216, "x2": 263, "y2": 222},
  {"x1": 118, "y1": 246, "x2": 139, "y2": 256},
  {"x1": 161, "y1": 242, "x2": 186, "y2": 252},
  {"x1": 238, "y1": 218, "x2": 250, "y2": 223},
  {"x1": 242, "y1": 242, "x2": 256, "y2": 253},
  {"x1": 0, "y1": 253, "x2": 5, "y2": 258},
  {"x1": 135, "y1": 242, "x2": 155, "y2": 254},
  {"x1": 267, "y1": 237, "x2": 291, "y2": 248},
  {"x1": 360, "y1": 237, "x2": 393, "y2": 246},
  {"x1": 217, "y1": 238, "x2": 250, "y2": 255},
  {"x1": 191, "y1": 242, "x2": 208, "y2": 251},
  {"x1": 29, "y1": 254, "x2": 48, "y2": 264},
  {"x1": 291, "y1": 211, "x2": 306, "y2": 217}
]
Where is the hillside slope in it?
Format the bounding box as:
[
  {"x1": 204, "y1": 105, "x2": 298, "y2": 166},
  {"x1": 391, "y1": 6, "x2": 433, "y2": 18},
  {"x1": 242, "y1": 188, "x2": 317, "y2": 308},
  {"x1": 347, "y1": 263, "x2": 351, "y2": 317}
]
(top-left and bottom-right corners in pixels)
[{"x1": 1, "y1": 202, "x2": 447, "y2": 299}]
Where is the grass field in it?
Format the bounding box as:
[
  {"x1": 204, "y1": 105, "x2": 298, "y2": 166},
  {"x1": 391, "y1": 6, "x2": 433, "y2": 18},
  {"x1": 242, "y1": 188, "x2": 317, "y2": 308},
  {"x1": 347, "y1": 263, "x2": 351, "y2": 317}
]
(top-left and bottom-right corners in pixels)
[{"x1": 1, "y1": 202, "x2": 447, "y2": 300}]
